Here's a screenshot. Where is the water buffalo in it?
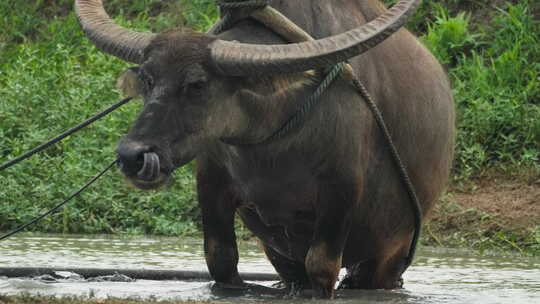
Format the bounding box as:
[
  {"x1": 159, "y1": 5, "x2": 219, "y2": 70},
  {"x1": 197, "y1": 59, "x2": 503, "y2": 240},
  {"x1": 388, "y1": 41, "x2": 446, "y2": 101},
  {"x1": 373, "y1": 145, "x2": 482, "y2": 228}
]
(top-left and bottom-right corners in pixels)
[{"x1": 75, "y1": 0, "x2": 454, "y2": 298}]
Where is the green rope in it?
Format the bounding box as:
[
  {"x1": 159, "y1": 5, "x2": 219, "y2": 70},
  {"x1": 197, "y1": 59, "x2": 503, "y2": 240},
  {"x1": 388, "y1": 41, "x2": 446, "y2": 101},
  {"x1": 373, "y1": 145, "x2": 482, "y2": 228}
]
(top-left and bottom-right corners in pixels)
[
  {"x1": 214, "y1": 0, "x2": 345, "y2": 145},
  {"x1": 351, "y1": 77, "x2": 422, "y2": 269},
  {"x1": 259, "y1": 63, "x2": 345, "y2": 145},
  {"x1": 224, "y1": 63, "x2": 345, "y2": 146}
]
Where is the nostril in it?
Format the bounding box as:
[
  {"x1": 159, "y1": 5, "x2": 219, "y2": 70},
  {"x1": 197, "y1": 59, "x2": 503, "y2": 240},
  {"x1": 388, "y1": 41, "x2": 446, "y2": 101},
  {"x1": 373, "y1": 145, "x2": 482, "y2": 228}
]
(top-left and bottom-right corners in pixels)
[
  {"x1": 116, "y1": 142, "x2": 151, "y2": 176},
  {"x1": 135, "y1": 153, "x2": 145, "y2": 169}
]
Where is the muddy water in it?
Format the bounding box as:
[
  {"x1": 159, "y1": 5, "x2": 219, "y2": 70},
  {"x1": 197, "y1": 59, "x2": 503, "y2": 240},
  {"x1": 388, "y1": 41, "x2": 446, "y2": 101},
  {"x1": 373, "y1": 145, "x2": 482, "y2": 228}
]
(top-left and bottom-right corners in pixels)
[{"x1": 0, "y1": 234, "x2": 538, "y2": 303}]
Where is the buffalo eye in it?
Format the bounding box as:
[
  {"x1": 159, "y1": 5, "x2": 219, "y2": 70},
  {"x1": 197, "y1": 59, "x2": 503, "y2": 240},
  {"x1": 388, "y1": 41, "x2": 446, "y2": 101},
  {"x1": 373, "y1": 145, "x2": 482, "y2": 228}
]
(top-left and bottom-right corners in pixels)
[
  {"x1": 189, "y1": 80, "x2": 205, "y2": 91},
  {"x1": 184, "y1": 64, "x2": 208, "y2": 95},
  {"x1": 183, "y1": 80, "x2": 207, "y2": 97}
]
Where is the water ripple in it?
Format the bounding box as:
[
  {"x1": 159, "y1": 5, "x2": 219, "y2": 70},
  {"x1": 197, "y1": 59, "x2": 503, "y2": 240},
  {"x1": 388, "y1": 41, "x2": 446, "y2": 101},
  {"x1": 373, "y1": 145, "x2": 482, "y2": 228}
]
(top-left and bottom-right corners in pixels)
[{"x1": 0, "y1": 234, "x2": 538, "y2": 303}]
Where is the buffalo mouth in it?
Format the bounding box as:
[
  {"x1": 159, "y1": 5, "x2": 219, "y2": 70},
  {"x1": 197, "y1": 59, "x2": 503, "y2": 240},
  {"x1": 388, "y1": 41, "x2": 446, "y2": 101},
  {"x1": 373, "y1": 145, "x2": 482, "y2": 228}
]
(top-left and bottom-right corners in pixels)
[{"x1": 124, "y1": 152, "x2": 171, "y2": 190}]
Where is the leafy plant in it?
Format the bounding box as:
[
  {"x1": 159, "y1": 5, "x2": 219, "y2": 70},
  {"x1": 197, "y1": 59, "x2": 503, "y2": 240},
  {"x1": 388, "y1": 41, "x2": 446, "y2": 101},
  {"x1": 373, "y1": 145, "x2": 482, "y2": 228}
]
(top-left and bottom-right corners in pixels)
[{"x1": 423, "y1": 4, "x2": 481, "y2": 65}]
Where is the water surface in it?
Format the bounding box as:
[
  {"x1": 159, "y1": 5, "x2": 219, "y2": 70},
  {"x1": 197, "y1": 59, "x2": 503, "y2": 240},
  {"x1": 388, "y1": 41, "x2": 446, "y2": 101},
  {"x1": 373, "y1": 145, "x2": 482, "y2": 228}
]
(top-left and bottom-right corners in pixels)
[{"x1": 0, "y1": 234, "x2": 538, "y2": 303}]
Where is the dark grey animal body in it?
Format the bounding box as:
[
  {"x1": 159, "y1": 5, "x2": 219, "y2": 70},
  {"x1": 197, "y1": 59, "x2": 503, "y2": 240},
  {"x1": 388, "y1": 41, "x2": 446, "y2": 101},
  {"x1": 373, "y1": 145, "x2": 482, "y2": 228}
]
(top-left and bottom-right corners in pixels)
[{"x1": 75, "y1": 0, "x2": 454, "y2": 298}]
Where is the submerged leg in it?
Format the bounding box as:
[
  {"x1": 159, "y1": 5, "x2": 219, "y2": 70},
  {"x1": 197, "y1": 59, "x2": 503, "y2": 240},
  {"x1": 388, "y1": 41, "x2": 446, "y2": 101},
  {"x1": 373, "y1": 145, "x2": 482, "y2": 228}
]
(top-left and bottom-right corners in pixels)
[
  {"x1": 371, "y1": 238, "x2": 410, "y2": 289},
  {"x1": 305, "y1": 181, "x2": 356, "y2": 299},
  {"x1": 197, "y1": 159, "x2": 243, "y2": 288},
  {"x1": 339, "y1": 236, "x2": 410, "y2": 289}
]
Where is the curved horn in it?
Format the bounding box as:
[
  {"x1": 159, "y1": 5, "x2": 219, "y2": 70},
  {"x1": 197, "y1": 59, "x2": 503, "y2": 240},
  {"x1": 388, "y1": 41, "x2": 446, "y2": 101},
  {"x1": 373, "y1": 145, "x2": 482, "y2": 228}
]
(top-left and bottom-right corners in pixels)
[
  {"x1": 75, "y1": 0, "x2": 156, "y2": 63},
  {"x1": 209, "y1": 0, "x2": 421, "y2": 76}
]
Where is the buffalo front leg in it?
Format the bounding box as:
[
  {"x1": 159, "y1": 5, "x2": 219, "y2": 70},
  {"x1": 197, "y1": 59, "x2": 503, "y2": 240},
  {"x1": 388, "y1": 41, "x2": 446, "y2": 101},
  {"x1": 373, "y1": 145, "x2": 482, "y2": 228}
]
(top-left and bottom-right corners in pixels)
[
  {"x1": 197, "y1": 160, "x2": 244, "y2": 288},
  {"x1": 305, "y1": 183, "x2": 356, "y2": 299}
]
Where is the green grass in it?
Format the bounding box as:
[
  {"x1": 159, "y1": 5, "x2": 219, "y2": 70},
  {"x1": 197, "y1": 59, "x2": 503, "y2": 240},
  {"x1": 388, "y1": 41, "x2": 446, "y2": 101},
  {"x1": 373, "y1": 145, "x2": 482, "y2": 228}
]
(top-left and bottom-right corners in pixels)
[
  {"x1": 385, "y1": 0, "x2": 540, "y2": 180},
  {"x1": 444, "y1": 2, "x2": 540, "y2": 180},
  {"x1": 0, "y1": 1, "x2": 539, "y2": 246},
  {"x1": 0, "y1": 0, "x2": 206, "y2": 236}
]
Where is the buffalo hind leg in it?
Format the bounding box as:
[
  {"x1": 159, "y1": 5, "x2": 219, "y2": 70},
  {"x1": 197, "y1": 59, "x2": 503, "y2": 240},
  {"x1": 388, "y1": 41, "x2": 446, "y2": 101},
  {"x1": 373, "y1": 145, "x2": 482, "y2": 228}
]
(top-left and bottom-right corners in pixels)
[
  {"x1": 372, "y1": 238, "x2": 410, "y2": 289},
  {"x1": 339, "y1": 237, "x2": 410, "y2": 289},
  {"x1": 197, "y1": 159, "x2": 244, "y2": 289}
]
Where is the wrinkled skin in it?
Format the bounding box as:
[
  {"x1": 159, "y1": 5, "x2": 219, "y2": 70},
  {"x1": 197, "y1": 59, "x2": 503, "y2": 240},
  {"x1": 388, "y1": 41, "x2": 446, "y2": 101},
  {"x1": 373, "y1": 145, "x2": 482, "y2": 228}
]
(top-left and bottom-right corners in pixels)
[{"x1": 115, "y1": 0, "x2": 455, "y2": 299}]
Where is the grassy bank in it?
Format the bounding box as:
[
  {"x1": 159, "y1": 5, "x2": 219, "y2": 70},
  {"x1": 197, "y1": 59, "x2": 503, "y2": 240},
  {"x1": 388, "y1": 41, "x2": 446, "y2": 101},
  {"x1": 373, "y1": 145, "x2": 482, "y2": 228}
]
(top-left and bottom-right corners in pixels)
[
  {"x1": 424, "y1": 171, "x2": 539, "y2": 255},
  {"x1": 0, "y1": 1, "x2": 538, "y2": 253}
]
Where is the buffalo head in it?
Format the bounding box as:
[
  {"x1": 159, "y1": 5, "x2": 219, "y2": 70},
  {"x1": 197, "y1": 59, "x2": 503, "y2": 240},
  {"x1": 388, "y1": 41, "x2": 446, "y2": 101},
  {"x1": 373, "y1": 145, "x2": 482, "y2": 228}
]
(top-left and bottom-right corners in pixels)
[{"x1": 75, "y1": 0, "x2": 421, "y2": 189}]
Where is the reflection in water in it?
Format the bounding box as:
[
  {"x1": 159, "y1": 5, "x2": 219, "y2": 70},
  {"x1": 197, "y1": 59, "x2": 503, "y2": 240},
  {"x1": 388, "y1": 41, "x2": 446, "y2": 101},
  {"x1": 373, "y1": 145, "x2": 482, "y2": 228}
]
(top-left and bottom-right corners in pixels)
[{"x1": 0, "y1": 234, "x2": 538, "y2": 303}]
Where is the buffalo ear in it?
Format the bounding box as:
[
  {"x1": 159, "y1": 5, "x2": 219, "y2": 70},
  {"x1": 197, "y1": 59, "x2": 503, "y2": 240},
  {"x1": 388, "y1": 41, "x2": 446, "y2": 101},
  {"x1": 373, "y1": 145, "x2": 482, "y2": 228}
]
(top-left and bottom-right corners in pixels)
[{"x1": 116, "y1": 67, "x2": 142, "y2": 98}]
